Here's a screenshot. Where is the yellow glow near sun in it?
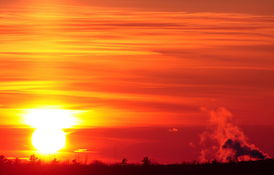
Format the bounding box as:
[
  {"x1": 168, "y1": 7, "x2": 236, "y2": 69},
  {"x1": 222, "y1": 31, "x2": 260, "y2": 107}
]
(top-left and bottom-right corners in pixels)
[
  {"x1": 23, "y1": 108, "x2": 79, "y2": 154},
  {"x1": 24, "y1": 109, "x2": 78, "y2": 129}
]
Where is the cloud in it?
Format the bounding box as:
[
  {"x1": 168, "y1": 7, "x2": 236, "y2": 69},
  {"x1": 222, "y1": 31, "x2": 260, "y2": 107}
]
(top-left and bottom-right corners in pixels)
[
  {"x1": 0, "y1": 4, "x2": 274, "y2": 128},
  {"x1": 74, "y1": 148, "x2": 89, "y2": 153},
  {"x1": 168, "y1": 128, "x2": 179, "y2": 132},
  {"x1": 70, "y1": 0, "x2": 274, "y2": 15}
]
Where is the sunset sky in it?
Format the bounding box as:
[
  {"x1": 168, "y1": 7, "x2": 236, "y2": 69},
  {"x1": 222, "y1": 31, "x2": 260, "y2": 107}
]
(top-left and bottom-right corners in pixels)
[{"x1": 0, "y1": 0, "x2": 274, "y2": 163}]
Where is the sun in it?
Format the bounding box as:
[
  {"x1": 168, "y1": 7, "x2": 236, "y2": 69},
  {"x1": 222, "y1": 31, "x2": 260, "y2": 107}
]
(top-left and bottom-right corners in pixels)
[
  {"x1": 23, "y1": 108, "x2": 79, "y2": 154},
  {"x1": 32, "y1": 129, "x2": 66, "y2": 154}
]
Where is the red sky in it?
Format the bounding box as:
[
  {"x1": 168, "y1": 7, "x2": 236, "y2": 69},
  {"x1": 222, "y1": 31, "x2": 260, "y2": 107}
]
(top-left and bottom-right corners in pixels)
[{"x1": 0, "y1": 0, "x2": 273, "y2": 163}]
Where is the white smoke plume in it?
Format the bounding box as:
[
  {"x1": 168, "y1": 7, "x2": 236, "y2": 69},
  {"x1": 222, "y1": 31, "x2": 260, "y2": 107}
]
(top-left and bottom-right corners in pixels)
[{"x1": 199, "y1": 107, "x2": 270, "y2": 163}]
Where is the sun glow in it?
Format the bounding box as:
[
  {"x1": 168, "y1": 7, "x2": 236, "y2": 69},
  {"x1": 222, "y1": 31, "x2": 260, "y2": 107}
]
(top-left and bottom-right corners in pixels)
[
  {"x1": 24, "y1": 109, "x2": 78, "y2": 129},
  {"x1": 24, "y1": 108, "x2": 79, "y2": 154}
]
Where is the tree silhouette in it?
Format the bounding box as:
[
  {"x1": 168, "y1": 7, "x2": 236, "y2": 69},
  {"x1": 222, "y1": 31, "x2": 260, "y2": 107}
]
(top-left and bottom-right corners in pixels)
[
  {"x1": 142, "y1": 156, "x2": 151, "y2": 166},
  {"x1": 51, "y1": 158, "x2": 58, "y2": 164},
  {"x1": 121, "y1": 158, "x2": 128, "y2": 165},
  {"x1": 72, "y1": 159, "x2": 78, "y2": 165},
  {"x1": 29, "y1": 154, "x2": 39, "y2": 163},
  {"x1": 0, "y1": 155, "x2": 8, "y2": 164},
  {"x1": 14, "y1": 157, "x2": 21, "y2": 165}
]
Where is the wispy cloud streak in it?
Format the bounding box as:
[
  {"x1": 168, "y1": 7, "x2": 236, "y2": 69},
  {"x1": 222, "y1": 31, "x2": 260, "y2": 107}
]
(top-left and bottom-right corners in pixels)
[{"x1": 0, "y1": 2, "x2": 274, "y2": 127}]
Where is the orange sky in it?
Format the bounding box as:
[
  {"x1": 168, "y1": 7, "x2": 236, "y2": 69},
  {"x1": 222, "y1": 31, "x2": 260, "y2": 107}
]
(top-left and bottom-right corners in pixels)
[{"x1": 0, "y1": 0, "x2": 273, "y2": 163}]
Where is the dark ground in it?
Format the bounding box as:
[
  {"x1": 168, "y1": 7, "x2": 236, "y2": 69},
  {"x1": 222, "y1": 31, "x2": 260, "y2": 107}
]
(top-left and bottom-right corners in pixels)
[{"x1": 0, "y1": 159, "x2": 273, "y2": 175}]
